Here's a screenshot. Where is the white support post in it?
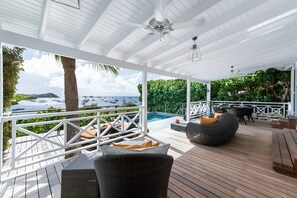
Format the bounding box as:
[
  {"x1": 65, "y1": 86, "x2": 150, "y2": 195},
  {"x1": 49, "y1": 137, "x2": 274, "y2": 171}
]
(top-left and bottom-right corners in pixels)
[
  {"x1": 97, "y1": 112, "x2": 101, "y2": 151},
  {"x1": 207, "y1": 81, "x2": 211, "y2": 115},
  {"x1": 290, "y1": 65, "x2": 295, "y2": 115},
  {"x1": 142, "y1": 70, "x2": 147, "y2": 135},
  {"x1": 294, "y1": 62, "x2": 297, "y2": 116},
  {"x1": 0, "y1": 20, "x2": 4, "y2": 181},
  {"x1": 186, "y1": 77, "x2": 191, "y2": 121}
]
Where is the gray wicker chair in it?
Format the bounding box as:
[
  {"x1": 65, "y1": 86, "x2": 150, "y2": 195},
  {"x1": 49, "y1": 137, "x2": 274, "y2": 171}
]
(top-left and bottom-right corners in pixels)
[
  {"x1": 93, "y1": 154, "x2": 174, "y2": 198},
  {"x1": 185, "y1": 112, "x2": 239, "y2": 146}
]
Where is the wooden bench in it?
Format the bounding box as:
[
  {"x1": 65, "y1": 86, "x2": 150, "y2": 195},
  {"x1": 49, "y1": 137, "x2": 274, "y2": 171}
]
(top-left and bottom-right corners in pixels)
[{"x1": 272, "y1": 129, "x2": 297, "y2": 177}]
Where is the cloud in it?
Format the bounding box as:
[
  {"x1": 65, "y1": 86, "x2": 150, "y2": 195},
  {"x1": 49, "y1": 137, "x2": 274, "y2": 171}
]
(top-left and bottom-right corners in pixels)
[
  {"x1": 18, "y1": 51, "x2": 174, "y2": 97},
  {"x1": 22, "y1": 54, "x2": 63, "y2": 78}
]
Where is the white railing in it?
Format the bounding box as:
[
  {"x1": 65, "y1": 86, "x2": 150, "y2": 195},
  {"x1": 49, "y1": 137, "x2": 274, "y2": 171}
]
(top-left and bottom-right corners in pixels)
[
  {"x1": 190, "y1": 101, "x2": 289, "y2": 118},
  {"x1": 190, "y1": 101, "x2": 210, "y2": 118},
  {"x1": 1, "y1": 106, "x2": 144, "y2": 180}
]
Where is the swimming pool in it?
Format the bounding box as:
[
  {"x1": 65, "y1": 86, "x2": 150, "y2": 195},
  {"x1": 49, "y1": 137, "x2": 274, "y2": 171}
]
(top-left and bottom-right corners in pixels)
[{"x1": 147, "y1": 112, "x2": 177, "y2": 122}]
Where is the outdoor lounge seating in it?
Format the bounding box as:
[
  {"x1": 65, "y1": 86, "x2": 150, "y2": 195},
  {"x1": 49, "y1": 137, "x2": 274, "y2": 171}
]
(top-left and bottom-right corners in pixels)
[
  {"x1": 185, "y1": 112, "x2": 239, "y2": 146},
  {"x1": 93, "y1": 154, "x2": 173, "y2": 198}
]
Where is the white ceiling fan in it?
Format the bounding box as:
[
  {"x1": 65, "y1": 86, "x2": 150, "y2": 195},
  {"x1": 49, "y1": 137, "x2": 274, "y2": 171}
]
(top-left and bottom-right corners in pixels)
[{"x1": 126, "y1": 0, "x2": 206, "y2": 42}]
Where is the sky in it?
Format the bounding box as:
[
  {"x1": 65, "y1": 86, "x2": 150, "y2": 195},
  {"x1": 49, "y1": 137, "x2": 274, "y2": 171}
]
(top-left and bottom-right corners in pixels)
[{"x1": 12, "y1": 46, "x2": 173, "y2": 97}]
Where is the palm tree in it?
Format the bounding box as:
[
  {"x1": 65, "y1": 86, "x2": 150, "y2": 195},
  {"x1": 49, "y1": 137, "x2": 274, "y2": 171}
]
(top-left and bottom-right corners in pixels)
[{"x1": 56, "y1": 56, "x2": 119, "y2": 158}]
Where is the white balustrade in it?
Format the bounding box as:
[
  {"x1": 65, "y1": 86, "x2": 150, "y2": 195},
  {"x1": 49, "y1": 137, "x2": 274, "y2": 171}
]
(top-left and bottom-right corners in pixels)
[
  {"x1": 0, "y1": 106, "x2": 144, "y2": 180},
  {"x1": 189, "y1": 101, "x2": 288, "y2": 118}
]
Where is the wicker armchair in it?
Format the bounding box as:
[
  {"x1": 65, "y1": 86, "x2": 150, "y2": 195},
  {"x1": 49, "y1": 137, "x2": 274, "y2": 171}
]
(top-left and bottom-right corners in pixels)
[
  {"x1": 93, "y1": 154, "x2": 174, "y2": 198},
  {"x1": 185, "y1": 112, "x2": 239, "y2": 146}
]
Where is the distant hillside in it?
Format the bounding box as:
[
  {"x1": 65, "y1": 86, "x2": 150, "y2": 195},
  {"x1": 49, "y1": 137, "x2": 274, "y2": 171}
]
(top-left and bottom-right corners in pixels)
[
  {"x1": 15, "y1": 93, "x2": 59, "y2": 102},
  {"x1": 31, "y1": 93, "x2": 59, "y2": 98}
]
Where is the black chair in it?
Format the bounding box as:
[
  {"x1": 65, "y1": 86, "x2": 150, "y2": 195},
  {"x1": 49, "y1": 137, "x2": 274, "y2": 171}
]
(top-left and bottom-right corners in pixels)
[
  {"x1": 185, "y1": 112, "x2": 239, "y2": 146},
  {"x1": 213, "y1": 106, "x2": 227, "y2": 113},
  {"x1": 93, "y1": 154, "x2": 174, "y2": 198},
  {"x1": 244, "y1": 106, "x2": 254, "y2": 122},
  {"x1": 228, "y1": 107, "x2": 246, "y2": 124}
]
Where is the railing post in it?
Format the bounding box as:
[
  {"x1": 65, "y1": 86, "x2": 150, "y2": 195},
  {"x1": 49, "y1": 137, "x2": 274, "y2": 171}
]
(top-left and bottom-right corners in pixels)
[
  {"x1": 63, "y1": 122, "x2": 67, "y2": 146},
  {"x1": 11, "y1": 120, "x2": 16, "y2": 169},
  {"x1": 97, "y1": 112, "x2": 101, "y2": 151},
  {"x1": 121, "y1": 114, "x2": 124, "y2": 133}
]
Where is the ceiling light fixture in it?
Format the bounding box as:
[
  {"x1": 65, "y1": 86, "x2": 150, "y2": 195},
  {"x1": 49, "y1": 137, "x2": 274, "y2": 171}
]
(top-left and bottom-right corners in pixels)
[{"x1": 188, "y1": 36, "x2": 201, "y2": 62}]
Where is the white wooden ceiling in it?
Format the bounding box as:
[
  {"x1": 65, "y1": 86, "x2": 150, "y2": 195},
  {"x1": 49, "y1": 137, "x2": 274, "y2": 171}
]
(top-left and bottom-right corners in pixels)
[{"x1": 0, "y1": 0, "x2": 296, "y2": 82}]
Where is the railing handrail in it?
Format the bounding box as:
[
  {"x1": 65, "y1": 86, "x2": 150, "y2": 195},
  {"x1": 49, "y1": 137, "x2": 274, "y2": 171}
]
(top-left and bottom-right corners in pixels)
[
  {"x1": 2, "y1": 106, "x2": 144, "y2": 122},
  {"x1": 190, "y1": 100, "x2": 289, "y2": 105}
]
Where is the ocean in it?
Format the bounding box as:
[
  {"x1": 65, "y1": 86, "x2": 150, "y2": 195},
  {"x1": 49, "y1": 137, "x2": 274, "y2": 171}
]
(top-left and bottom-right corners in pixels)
[{"x1": 10, "y1": 96, "x2": 141, "y2": 113}]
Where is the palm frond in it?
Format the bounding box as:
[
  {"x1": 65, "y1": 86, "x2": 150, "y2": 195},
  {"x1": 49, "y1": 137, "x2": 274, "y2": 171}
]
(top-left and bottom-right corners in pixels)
[{"x1": 91, "y1": 63, "x2": 120, "y2": 76}]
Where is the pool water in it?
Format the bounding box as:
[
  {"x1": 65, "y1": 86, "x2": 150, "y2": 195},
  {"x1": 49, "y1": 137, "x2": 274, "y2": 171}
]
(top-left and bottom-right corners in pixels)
[{"x1": 147, "y1": 112, "x2": 177, "y2": 122}]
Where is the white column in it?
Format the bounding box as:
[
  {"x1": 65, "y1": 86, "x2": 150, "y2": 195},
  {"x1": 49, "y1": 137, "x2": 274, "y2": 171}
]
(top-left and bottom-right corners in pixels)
[
  {"x1": 142, "y1": 70, "x2": 147, "y2": 135},
  {"x1": 186, "y1": 77, "x2": 191, "y2": 121},
  {"x1": 290, "y1": 65, "x2": 295, "y2": 115},
  {"x1": 0, "y1": 20, "x2": 4, "y2": 181},
  {"x1": 207, "y1": 81, "x2": 211, "y2": 115},
  {"x1": 294, "y1": 62, "x2": 297, "y2": 116}
]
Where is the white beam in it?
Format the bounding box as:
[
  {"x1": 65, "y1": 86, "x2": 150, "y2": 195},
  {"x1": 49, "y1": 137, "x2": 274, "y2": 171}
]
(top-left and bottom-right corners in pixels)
[
  {"x1": 122, "y1": 0, "x2": 220, "y2": 61},
  {"x1": 142, "y1": 70, "x2": 147, "y2": 135},
  {"x1": 39, "y1": 0, "x2": 52, "y2": 39},
  {"x1": 1, "y1": 30, "x2": 205, "y2": 82},
  {"x1": 75, "y1": 0, "x2": 115, "y2": 49},
  {"x1": 151, "y1": 1, "x2": 296, "y2": 68},
  {"x1": 186, "y1": 77, "x2": 191, "y2": 121}
]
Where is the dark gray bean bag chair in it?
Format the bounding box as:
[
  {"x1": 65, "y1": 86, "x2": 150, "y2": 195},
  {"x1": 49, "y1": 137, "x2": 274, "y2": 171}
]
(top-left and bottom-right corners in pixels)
[{"x1": 185, "y1": 112, "x2": 239, "y2": 146}]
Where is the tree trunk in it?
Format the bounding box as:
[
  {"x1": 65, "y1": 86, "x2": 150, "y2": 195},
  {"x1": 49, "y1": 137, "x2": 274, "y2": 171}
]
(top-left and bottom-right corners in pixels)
[{"x1": 61, "y1": 57, "x2": 81, "y2": 159}]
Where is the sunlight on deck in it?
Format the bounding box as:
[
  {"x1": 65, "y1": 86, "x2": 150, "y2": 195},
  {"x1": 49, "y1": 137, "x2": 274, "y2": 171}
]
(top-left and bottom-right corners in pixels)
[{"x1": 1, "y1": 118, "x2": 297, "y2": 197}]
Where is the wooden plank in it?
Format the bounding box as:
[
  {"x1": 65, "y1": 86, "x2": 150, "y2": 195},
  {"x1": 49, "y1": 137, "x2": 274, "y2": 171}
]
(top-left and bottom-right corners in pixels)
[
  {"x1": 25, "y1": 171, "x2": 39, "y2": 198},
  {"x1": 37, "y1": 168, "x2": 52, "y2": 198},
  {"x1": 284, "y1": 129, "x2": 297, "y2": 169},
  {"x1": 277, "y1": 132, "x2": 294, "y2": 170},
  {"x1": 272, "y1": 131, "x2": 282, "y2": 166},
  {"x1": 46, "y1": 165, "x2": 61, "y2": 198},
  {"x1": 12, "y1": 175, "x2": 26, "y2": 198}
]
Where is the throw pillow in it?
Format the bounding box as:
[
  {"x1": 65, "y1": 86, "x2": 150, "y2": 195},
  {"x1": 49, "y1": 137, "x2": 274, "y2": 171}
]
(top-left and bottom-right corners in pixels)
[
  {"x1": 112, "y1": 140, "x2": 158, "y2": 149},
  {"x1": 101, "y1": 144, "x2": 170, "y2": 155},
  {"x1": 200, "y1": 117, "x2": 217, "y2": 125},
  {"x1": 214, "y1": 113, "x2": 222, "y2": 119}
]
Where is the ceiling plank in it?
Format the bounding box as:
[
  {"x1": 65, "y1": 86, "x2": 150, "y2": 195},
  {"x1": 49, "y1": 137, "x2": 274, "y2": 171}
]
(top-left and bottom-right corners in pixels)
[
  {"x1": 129, "y1": 0, "x2": 267, "y2": 64},
  {"x1": 75, "y1": 0, "x2": 115, "y2": 49},
  {"x1": 174, "y1": 32, "x2": 297, "y2": 75},
  {"x1": 151, "y1": 0, "x2": 296, "y2": 68},
  {"x1": 39, "y1": 0, "x2": 52, "y2": 39},
  {"x1": 102, "y1": 0, "x2": 172, "y2": 56},
  {"x1": 122, "y1": 0, "x2": 220, "y2": 61}
]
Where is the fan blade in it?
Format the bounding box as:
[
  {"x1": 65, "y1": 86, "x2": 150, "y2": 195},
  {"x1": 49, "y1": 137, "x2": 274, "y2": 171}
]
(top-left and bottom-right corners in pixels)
[
  {"x1": 125, "y1": 21, "x2": 144, "y2": 28},
  {"x1": 163, "y1": 33, "x2": 179, "y2": 45},
  {"x1": 174, "y1": 17, "x2": 206, "y2": 29},
  {"x1": 152, "y1": 0, "x2": 171, "y2": 22}
]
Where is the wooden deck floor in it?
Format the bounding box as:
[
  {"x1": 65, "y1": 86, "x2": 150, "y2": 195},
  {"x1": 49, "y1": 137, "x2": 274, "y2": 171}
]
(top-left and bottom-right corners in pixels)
[{"x1": 1, "y1": 120, "x2": 297, "y2": 197}]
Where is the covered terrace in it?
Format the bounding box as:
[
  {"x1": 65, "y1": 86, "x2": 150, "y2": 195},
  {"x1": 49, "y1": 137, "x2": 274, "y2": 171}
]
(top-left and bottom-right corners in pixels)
[{"x1": 0, "y1": 0, "x2": 297, "y2": 197}]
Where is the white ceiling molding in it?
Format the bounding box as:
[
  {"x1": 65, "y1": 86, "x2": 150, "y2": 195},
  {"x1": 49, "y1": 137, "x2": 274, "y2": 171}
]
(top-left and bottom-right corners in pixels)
[{"x1": 1, "y1": 30, "x2": 206, "y2": 82}]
